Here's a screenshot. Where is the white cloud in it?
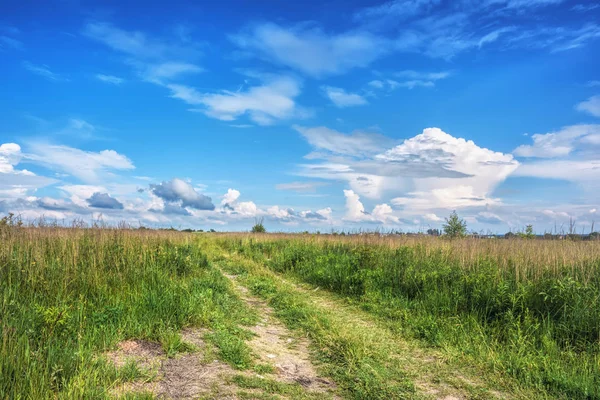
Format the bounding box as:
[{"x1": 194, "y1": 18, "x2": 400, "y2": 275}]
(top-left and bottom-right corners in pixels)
[
  {"x1": 171, "y1": 76, "x2": 307, "y2": 125},
  {"x1": 321, "y1": 86, "x2": 367, "y2": 107},
  {"x1": 0, "y1": 35, "x2": 23, "y2": 50},
  {"x1": 221, "y1": 188, "x2": 241, "y2": 206},
  {"x1": 83, "y1": 22, "x2": 199, "y2": 60},
  {"x1": 84, "y1": 22, "x2": 209, "y2": 119},
  {"x1": 576, "y1": 95, "x2": 600, "y2": 117},
  {"x1": 386, "y1": 128, "x2": 518, "y2": 208},
  {"x1": 368, "y1": 80, "x2": 385, "y2": 89},
  {"x1": 353, "y1": 0, "x2": 598, "y2": 59},
  {"x1": 217, "y1": 188, "x2": 258, "y2": 217},
  {"x1": 266, "y1": 205, "x2": 332, "y2": 224},
  {"x1": 96, "y1": 74, "x2": 124, "y2": 85},
  {"x1": 343, "y1": 189, "x2": 398, "y2": 223},
  {"x1": 354, "y1": 0, "x2": 441, "y2": 20},
  {"x1": 423, "y1": 213, "x2": 442, "y2": 222},
  {"x1": 141, "y1": 62, "x2": 203, "y2": 83},
  {"x1": 572, "y1": 3, "x2": 600, "y2": 12},
  {"x1": 369, "y1": 71, "x2": 451, "y2": 91},
  {"x1": 24, "y1": 142, "x2": 134, "y2": 183},
  {"x1": 22, "y1": 62, "x2": 65, "y2": 81},
  {"x1": 397, "y1": 80, "x2": 435, "y2": 89},
  {"x1": 393, "y1": 70, "x2": 450, "y2": 88},
  {"x1": 476, "y1": 211, "x2": 504, "y2": 224},
  {"x1": 514, "y1": 159, "x2": 600, "y2": 181},
  {"x1": 478, "y1": 27, "x2": 516, "y2": 47},
  {"x1": 275, "y1": 181, "x2": 328, "y2": 192},
  {"x1": 294, "y1": 125, "x2": 394, "y2": 157},
  {"x1": 0, "y1": 143, "x2": 58, "y2": 197},
  {"x1": 0, "y1": 143, "x2": 22, "y2": 174},
  {"x1": 395, "y1": 70, "x2": 451, "y2": 80},
  {"x1": 501, "y1": 0, "x2": 565, "y2": 9},
  {"x1": 542, "y1": 209, "x2": 571, "y2": 219},
  {"x1": 231, "y1": 23, "x2": 389, "y2": 77},
  {"x1": 513, "y1": 124, "x2": 600, "y2": 157},
  {"x1": 297, "y1": 126, "x2": 518, "y2": 211}
]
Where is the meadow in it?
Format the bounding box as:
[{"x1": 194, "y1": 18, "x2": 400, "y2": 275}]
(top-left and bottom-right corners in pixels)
[
  {"x1": 0, "y1": 226, "x2": 259, "y2": 399},
  {"x1": 1, "y1": 224, "x2": 599, "y2": 399},
  {"x1": 220, "y1": 233, "x2": 600, "y2": 399}
]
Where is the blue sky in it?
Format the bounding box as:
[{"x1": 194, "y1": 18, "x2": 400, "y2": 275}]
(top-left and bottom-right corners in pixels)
[{"x1": 1, "y1": 0, "x2": 600, "y2": 233}]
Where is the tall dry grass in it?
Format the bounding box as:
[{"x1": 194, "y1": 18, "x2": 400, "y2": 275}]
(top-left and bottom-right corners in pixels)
[{"x1": 217, "y1": 232, "x2": 600, "y2": 281}]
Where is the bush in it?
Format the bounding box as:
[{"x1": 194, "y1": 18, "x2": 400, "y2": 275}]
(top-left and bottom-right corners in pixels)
[{"x1": 251, "y1": 217, "x2": 266, "y2": 233}]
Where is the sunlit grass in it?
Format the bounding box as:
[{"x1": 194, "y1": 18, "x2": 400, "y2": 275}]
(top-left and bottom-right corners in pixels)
[
  {"x1": 0, "y1": 227, "x2": 257, "y2": 398},
  {"x1": 218, "y1": 233, "x2": 600, "y2": 399}
]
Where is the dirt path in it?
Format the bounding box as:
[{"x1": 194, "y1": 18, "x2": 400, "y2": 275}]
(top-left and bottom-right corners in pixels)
[
  {"x1": 106, "y1": 272, "x2": 338, "y2": 399},
  {"x1": 222, "y1": 272, "x2": 338, "y2": 395},
  {"x1": 106, "y1": 329, "x2": 241, "y2": 399}
]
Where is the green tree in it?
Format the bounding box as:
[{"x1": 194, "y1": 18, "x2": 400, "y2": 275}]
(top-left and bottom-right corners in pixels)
[
  {"x1": 443, "y1": 211, "x2": 467, "y2": 238},
  {"x1": 251, "y1": 217, "x2": 266, "y2": 233},
  {"x1": 518, "y1": 225, "x2": 535, "y2": 239}
]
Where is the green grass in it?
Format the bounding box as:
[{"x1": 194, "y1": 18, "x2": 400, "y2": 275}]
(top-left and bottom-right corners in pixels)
[
  {"x1": 218, "y1": 236, "x2": 600, "y2": 399},
  {"x1": 211, "y1": 252, "x2": 419, "y2": 399},
  {"x1": 232, "y1": 374, "x2": 331, "y2": 399},
  {"x1": 0, "y1": 228, "x2": 258, "y2": 399}
]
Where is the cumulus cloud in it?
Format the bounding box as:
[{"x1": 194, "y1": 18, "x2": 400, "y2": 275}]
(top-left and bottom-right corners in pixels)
[
  {"x1": 387, "y1": 128, "x2": 518, "y2": 208},
  {"x1": 215, "y1": 188, "x2": 332, "y2": 224},
  {"x1": 221, "y1": 188, "x2": 241, "y2": 207},
  {"x1": 150, "y1": 178, "x2": 214, "y2": 210},
  {"x1": 343, "y1": 189, "x2": 398, "y2": 223},
  {"x1": 231, "y1": 23, "x2": 389, "y2": 77},
  {"x1": 297, "y1": 126, "x2": 518, "y2": 209},
  {"x1": 423, "y1": 213, "x2": 443, "y2": 222},
  {"x1": 87, "y1": 192, "x2": 124, "y2": 209},
  {"x1": 0, "y1": 143, "x2": 58, "y2": 197},
  {"x1": 576, "y1": 95, "x2": 600, "y2": 117},
  {"x1": 215, "y1": 188, "x2": 259, "y2": 217},
  {"x1": 0, "y1": 143, "x2": 22, "y2": 173},
  {"x1": 321, "y1": 86, "x2": 367, "y2": 107},
  {"x1": 266, "y1": 205, "x2": 332, "y2": 223}
]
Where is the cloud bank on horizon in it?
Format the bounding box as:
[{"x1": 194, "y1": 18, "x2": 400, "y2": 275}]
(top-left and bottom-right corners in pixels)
[{"x1": 1, "y1": 0, "x2": 599, "y2": 232}]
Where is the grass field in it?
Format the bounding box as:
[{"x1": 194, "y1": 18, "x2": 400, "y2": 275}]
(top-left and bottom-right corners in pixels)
[{"x1": 1, "y1": 225, "x2": 599, "y2": 399}]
